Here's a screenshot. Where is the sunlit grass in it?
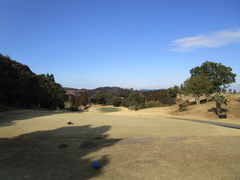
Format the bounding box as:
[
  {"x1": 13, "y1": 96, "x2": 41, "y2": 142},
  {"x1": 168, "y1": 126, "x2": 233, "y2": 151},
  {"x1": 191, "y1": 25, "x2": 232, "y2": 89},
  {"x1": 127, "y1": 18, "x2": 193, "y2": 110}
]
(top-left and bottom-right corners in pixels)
[{"x1": 97, "y1": 107, "x2": 121, "y2": 113}]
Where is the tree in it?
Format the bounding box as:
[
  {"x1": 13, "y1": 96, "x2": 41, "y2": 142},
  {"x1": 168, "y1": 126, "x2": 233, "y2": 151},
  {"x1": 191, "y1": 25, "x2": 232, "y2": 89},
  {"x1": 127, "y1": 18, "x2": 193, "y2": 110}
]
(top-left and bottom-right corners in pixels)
[
  {"x1": 190, "y1": 61, "x2": 236, "y2": 92},
  {"x1": 123, "y1": 91, "x2": 145, "y2": 110},
  {"x1": 90, "y1": 93, "x2": 111, "y2": 105},
  {"x1": 168, "y1": 85, "x2": 180, "y2": 98},
  {"x1": 0, "y1": 54, "x2": 67, "y2": 109},
  {"x1": 176, "y1": 98, "x2": 189, "y2": 112},
  {"x1": 37, "y1": 74, "x2": 66, "y2": 109},
  {"x1": 183, "y1": 75, "x2": 213, "y2": 104},
  {"x1": 79, "y1": 90, "x2": 89, "y2": 106},
  {"x1": 111, "y1": 96, "x2": 122, "y2": 107},
  {"x1": 210, "y1": 92, "x2": 227, "y2": 115}
]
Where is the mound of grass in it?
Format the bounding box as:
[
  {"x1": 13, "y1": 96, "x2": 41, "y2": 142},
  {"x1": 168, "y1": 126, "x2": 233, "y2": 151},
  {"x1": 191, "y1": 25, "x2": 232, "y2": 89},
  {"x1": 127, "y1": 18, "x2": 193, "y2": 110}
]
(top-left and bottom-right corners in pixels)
[{"x1": 98, "y1": 107, "x2": 121, "y2": 113}]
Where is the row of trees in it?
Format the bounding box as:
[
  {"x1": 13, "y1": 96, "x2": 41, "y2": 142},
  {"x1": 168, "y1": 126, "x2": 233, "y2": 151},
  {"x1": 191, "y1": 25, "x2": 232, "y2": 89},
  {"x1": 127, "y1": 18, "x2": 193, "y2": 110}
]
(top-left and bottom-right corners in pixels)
[
  {"x1": 67, "y1": 61, "x2": 236, "y2": 112},
  {"x1": 65, "y1": 87, "x2": 176, "y2": 111},
  {"x1": 1, "y1": 54, "x2": 235, "y2": 113},
  {"x1": 0, "y1": 54, "x2": 67, "y2": 109}
]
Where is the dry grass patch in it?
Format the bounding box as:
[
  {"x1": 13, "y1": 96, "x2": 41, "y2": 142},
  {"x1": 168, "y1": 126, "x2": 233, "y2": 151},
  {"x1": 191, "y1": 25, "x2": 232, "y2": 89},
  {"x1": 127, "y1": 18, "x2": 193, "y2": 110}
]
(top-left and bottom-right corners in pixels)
[{"x1": 1, "y1": 106, "x2": 240, "y2": 179}]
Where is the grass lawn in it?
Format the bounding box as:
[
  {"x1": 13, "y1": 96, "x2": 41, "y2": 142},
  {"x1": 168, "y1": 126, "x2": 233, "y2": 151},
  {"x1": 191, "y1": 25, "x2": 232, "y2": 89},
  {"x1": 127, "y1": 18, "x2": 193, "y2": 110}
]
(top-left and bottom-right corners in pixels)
[
  {"x1": 0, "y1": 107, "x2": 240, "y2": 179},
  {"x1": 97, "y1": 107, "x2": 121, "y2": 113}
]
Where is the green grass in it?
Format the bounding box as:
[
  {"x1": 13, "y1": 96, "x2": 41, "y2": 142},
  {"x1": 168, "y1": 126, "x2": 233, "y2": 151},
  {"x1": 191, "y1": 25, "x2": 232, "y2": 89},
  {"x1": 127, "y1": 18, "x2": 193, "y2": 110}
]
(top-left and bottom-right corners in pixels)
[{"x1": 97, "y1": 107, "x2": 121, "y2": 113}]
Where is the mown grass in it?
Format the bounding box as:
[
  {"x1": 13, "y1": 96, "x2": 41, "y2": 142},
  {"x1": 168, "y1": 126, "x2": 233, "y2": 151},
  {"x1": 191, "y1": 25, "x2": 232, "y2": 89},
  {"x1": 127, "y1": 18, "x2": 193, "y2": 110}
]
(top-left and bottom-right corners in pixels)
[{"x1": 97, "y1": 107, "x2": 121, "y2": 113}]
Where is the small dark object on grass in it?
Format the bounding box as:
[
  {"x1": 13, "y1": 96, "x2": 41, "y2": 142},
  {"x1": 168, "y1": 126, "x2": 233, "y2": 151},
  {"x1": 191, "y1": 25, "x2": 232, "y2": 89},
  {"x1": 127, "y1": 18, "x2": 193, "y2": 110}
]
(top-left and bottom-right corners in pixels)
[
  {"x1": 67, "y1": 121, "x2": 73, "y2": 125},
  {"x1": 218, "y1": 114, "x2": 227, "y2": 118},
  {"x1": 79, "y1": 141, "x2": 97, "y2": 149},
  {"x1": 58, "y1": 144, "x2": 69, "y2": 148},
  {"x1": 93, "y1": 161, "x2": 100, "y2": 169}
]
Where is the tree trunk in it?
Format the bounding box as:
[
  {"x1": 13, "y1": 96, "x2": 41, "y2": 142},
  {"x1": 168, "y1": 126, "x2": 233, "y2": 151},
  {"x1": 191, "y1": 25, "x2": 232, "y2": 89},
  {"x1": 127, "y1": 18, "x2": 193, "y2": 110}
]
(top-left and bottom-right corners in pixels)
[
  {"x1": 216, "y1": 102, "x2": 221, "y2": 115},
  {"x1": 195, "y1": 95, "x2": 200, "y2": 105}
]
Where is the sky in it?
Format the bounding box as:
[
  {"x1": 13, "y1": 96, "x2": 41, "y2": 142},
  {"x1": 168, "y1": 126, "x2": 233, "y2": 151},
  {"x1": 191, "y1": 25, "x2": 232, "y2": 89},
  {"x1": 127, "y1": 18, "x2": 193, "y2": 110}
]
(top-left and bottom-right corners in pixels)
[{"x1": 0, "y1": 0, "x2": 240, "y2": 90}]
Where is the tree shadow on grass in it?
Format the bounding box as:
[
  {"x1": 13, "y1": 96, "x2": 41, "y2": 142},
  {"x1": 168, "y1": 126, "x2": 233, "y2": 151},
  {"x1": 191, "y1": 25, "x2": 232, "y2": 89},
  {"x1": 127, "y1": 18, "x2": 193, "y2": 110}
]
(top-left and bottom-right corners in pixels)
[
  {"x1": 0, "y1": 109, "x2": 73, "y2": 127},
  {"x1": 0, "y1": 125, "x2": 121, "y2": 180},
  {"x1": 208, "y1": 107, "x2": 228, "y2": 115}
]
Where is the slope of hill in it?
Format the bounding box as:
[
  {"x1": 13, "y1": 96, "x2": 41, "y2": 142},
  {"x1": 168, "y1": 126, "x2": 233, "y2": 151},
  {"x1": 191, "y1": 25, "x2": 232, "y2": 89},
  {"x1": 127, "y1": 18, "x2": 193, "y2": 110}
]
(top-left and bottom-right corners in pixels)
[
  {"x1": 64, "y1": 87, "x2": 87, "y2": 95},
  {"x1": 139, "y1": 93, "x2": 240, "y2": 125}
]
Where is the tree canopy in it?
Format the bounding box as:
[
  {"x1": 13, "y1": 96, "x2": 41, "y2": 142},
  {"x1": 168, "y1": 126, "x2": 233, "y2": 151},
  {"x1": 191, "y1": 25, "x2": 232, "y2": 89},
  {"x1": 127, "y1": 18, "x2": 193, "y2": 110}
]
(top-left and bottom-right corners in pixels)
[
  {"x1": 190, "y1": 61, "x2": 236, "y2": 91},
  {"x1": 183, "y1": 75, "x2": 213, "y2": 104},
  {"x1": 0, "y1": 54, "x2": 66, "y2": 109}
]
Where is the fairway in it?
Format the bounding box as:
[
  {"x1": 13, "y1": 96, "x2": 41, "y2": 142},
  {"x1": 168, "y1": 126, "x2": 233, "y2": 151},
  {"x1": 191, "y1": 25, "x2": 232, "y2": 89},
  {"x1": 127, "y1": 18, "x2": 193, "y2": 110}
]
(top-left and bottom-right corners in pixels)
[
  {"x1": 97, "y1": 107, "x2": 121, "y2": 113},
  {"x1": 1, "y1": 109, "x2": 240, "y2": 179}
]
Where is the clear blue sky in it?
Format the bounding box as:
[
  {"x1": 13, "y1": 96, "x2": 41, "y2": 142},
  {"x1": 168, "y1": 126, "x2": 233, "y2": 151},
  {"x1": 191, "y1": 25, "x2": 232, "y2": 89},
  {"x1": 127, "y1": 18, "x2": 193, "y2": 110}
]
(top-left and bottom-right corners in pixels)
[{"x1": 1, "y1": 0, "x2": 240, "y2": 90}]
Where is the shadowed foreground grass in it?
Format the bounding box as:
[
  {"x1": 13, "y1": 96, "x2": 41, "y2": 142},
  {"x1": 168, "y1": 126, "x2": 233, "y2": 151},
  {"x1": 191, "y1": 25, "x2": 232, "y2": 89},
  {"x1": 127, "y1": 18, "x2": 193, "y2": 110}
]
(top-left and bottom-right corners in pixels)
[
  {"x1": 1, "y1": 136, "x2": 240, "y2": 180},
  {"x1": 0, "y1": 109, "x2": 240, "y2": 179}
]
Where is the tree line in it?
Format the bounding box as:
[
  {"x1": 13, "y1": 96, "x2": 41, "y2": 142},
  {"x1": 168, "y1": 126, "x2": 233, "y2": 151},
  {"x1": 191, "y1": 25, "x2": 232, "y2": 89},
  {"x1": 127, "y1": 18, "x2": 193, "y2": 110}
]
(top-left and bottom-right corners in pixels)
[
  {"x1": 66, "y1": 87, "x2": 175, "y2": 111},
  {"x1": 0, "y1": 54, "x2": 66, "y2": 109},
  {"x1": 1, "y1": 54, "x2": 236, "y2": 112},
  {"x1": 64, "y1": 61, "x2": 237, "y2": 112}
]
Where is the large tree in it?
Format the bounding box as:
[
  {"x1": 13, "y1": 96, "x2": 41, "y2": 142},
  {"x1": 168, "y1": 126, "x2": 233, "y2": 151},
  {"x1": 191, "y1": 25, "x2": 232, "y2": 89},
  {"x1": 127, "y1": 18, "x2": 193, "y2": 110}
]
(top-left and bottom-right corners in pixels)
[
  {"x1": 183, "y1": 75, "x2": 213, "y2": 104},
  {"x1": 190, "y1": 61, "x2": 236, "y2": 92}
]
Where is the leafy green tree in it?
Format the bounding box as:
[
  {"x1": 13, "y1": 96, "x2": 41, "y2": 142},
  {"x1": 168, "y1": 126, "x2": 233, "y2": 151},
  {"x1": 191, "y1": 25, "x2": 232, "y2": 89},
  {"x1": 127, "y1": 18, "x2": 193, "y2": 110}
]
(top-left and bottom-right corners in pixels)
[
  {"x1": 0, "y1": 54, "x2": 40, "y2": 106},
  {"x1": 37, "y1": 74, "x2": 66, "y2": 109},
  {"x1": 111, "y1": 96, "x2": 122, "y2": 107},
  {"x1": 0, "y1": 54, "x2": 66, "y2": 109},
  {"x1": 123, "y1": 91, "x2": 145, "y2": 110},
  {"x1": 183, "y1": 75, "x2": 213, "y2": 104},
  {"x1": 210, "y1": 92, "x2": 227, "y2": 115},
  {"x1": 190, "y1": 61, "x2": 236, "y2": 92},
  {"x1": 90, "y1": 93, "x2": 111, "y2": 105},
  {"x1": 167, "y1": 85, "x2": 180, "y2": 98},
  {"x1": 145, "y1": 100, "x2": 162, "y2": 108}
]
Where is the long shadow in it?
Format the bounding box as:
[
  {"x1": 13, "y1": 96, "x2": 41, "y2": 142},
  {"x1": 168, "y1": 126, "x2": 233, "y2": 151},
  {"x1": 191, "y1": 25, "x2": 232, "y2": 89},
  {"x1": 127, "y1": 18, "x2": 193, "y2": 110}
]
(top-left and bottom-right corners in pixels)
[
  {"x1": 0, "y1": 109, "x2": 72, "y2": 127},
  {"x1": 208, "y1": 107, "x2": 228, "y2": 115},
  {"x1": 0, "y1": 125, "x2": 121, "y2": 180},
  {"x1": 168, "y1": 117, "x2": 240, "y2": 129}
]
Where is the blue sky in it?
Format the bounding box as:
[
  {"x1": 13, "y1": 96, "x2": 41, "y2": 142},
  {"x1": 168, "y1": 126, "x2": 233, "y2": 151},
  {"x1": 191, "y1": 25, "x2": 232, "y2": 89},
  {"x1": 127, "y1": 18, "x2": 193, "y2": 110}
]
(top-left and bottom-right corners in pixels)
[{"x1": 1, "y1": 0, "x2": 240, "y2": 90}]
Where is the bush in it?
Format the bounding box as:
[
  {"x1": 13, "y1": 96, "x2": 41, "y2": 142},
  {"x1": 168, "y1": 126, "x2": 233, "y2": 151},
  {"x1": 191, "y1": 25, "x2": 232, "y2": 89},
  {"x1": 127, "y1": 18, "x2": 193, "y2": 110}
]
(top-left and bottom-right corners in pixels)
[
  {"x1": 111, "y1": 96, "x2": 122, "y2": 107},
  {"x1": 70, "y1": 106, "x2": 78, "y2": 111},
  {"x1": 128, "y1": 106, "x2": 138, "y2": 111},
  {"x1": 145, "y1": 101, "x2": 162, "y2": 108}
]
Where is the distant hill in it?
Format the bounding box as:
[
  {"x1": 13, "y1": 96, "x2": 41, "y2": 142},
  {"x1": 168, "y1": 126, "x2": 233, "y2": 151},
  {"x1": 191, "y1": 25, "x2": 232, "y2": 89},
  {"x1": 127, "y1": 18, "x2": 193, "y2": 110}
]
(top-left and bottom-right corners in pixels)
[
  {"x1": 64, "y1": 87, "x2": 87, "y2": 95},
  {"x1": 64, "y1": 86, "x2": 131, "y2": 98},
  {"x1": 88, "y1": 87, "x2": 131, "y2": 98},
  {"x1": 139, "y1": 89, "x2": 166, "y2": 91}
]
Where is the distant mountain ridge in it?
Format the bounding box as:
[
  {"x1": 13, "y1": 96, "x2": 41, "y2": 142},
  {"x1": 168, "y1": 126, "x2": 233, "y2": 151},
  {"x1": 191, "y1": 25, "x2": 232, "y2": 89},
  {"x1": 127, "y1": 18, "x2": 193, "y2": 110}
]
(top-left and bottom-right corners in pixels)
[{"x1": 64, "y1": 86, "x2": 131, "y2": 98}]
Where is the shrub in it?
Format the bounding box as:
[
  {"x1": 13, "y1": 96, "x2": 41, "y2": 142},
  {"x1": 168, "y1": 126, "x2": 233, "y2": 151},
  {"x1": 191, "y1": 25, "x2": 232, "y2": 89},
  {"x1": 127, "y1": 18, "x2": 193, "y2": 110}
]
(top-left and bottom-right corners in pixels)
[
  {"x1": 145, "y1": 101, "x2": 162, "y2": 108},
  {"x1": 128, "y1": 106, "x2": 138, "y2": 111},
  {"x1": 70, "y1": 106, "x2": 78, "y2": 111},
  {"x1": 111, "y1": 96, "x2": 122, "y2": 107}
]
